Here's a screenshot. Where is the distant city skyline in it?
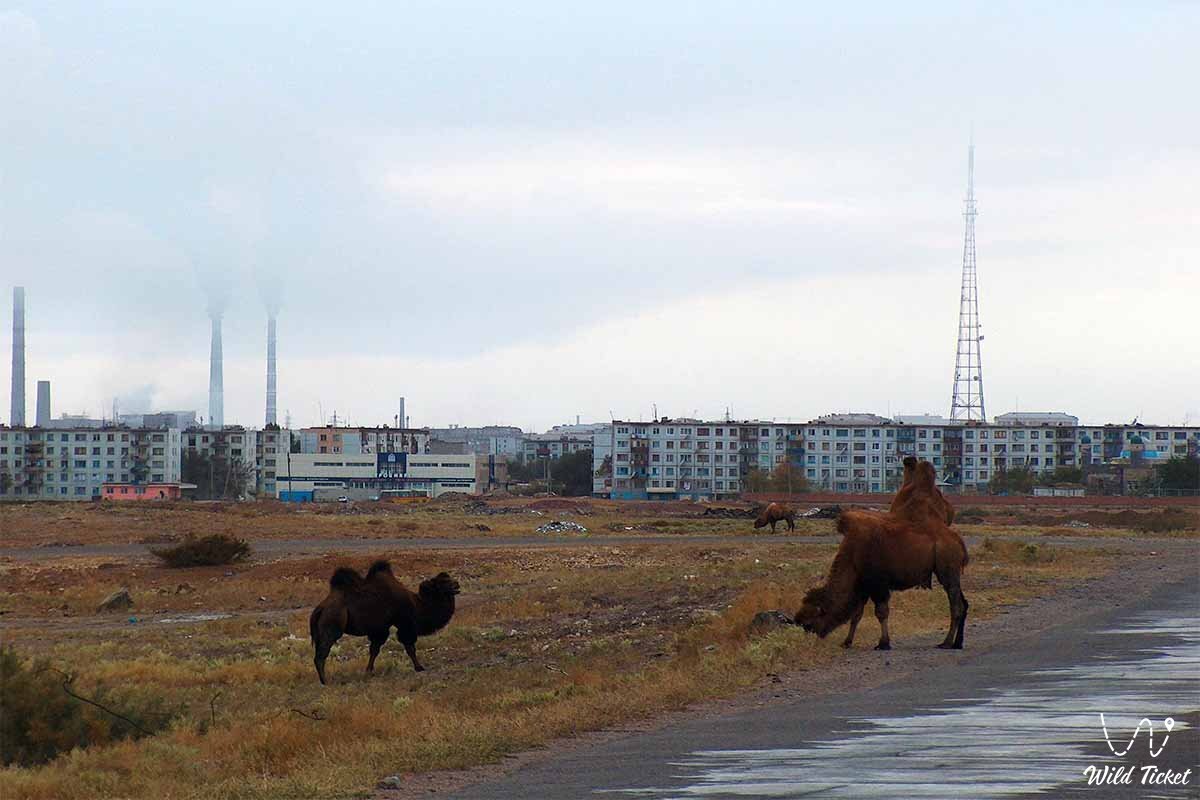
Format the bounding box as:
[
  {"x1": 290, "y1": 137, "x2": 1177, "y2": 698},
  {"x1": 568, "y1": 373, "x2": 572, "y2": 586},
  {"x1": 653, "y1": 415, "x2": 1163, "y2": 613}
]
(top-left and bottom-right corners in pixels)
[{"x1": 2, "y1": 4, "x2": 1197, "y2": 430}]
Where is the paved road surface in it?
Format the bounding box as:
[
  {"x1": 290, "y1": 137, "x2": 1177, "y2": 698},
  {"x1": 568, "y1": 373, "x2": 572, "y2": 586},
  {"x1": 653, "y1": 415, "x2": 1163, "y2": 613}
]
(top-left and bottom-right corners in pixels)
[{"x1": 451, "y1": 577, "x2": 1199, "y2": 800}]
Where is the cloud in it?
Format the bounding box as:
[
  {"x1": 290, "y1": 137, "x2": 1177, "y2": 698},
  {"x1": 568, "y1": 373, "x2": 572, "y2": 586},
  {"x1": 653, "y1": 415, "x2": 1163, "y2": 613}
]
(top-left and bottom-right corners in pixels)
[{"x1": 374, "y1": 139, "x2": 867, "y2": 222}]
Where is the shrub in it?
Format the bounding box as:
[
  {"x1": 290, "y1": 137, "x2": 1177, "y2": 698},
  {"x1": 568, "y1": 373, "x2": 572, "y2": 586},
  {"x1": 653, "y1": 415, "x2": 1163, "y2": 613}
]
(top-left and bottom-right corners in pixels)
[
  {"x1": 0, "y1": 648, "x2": 174, "y2": 766},
  {"x1": 1132, "y1": 508, "x2": 1199, "y2": 533},
  {"x1": 150, "y1": 533, "x2": 251, "y2": 567}
]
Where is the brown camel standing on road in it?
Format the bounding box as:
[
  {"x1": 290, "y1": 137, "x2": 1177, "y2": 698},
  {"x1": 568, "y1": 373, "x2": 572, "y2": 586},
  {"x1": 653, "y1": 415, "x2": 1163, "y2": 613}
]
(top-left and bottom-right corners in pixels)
[{"x1": 795, "y1": 462, "x2": 969, "y2": 650}]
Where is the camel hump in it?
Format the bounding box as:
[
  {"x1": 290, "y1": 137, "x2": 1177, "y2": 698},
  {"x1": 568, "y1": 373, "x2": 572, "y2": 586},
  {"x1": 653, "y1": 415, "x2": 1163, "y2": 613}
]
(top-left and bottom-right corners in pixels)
[
  {"x1": 329, "y1": 567, "x2": 363, "y2": 590},
  {"x1": 366, "y1": 560, "x2": 393, "y2": 579}
]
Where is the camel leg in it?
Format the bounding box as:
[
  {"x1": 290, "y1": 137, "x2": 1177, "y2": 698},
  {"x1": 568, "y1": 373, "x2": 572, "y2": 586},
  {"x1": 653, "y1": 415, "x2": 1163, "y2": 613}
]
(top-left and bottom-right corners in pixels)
[
  {"x1": 366, "y1": 634, "x2": 387, "y2": 673},
  {"x1": 788, "y1": 517, "x2": 795, "y2": 531},
  {"x1": 770, "y1": 520, "x2": 777, "y2": 533},
  {"x1": 313, "y1": 628, "x2": 341, "y2": 685},
  {"x1": 954, "y1": 592, "x2": 969, "y2": 648},
  {"x1": 842, "y1": 599, "x2": 867, "y2": 648},
  {"x1": 937, "y1": 580, "x2": 967, "y2": 650},
  {"x1": 401, "y1": 638, "x2": 425, "y2": 672},
  {"x1": 873, "y1": 597, "x2": 892, "y2": 650}
]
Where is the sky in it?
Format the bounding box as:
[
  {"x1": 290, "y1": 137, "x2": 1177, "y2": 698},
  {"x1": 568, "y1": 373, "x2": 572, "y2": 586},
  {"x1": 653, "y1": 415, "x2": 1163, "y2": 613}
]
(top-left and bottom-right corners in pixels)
[{"x1": 2, "y1": 1, "x2": 1198, "y2": 432}]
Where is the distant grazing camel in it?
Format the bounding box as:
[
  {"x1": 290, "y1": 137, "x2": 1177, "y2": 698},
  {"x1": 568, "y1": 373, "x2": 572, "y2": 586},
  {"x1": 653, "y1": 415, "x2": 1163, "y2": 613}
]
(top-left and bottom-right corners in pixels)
[
  {"x1": 310, "y1": 560, "x2": 460, "y2": 685},
  {"x1": 794, "y1": 464, "x2": 969, "y2": 650},
  {"x1": 754, "y1": 503, "x2": 796, "y2": 533}
]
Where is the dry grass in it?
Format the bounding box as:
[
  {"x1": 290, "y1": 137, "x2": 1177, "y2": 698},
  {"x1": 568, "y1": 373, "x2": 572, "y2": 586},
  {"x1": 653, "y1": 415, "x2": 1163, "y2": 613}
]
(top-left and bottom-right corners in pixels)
[
  {"x1": 0, "y1": 500, "x2": 776, "y2": 549},
  {"x1": 0, "y1": 512, "x2": 1121, "y2": 800}
]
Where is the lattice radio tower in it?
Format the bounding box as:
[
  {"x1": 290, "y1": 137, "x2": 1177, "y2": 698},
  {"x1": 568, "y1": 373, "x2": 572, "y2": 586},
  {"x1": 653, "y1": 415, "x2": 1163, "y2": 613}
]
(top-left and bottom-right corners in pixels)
[{"x1": 949, "y1": 141, "x2": 986, "y2": 422}]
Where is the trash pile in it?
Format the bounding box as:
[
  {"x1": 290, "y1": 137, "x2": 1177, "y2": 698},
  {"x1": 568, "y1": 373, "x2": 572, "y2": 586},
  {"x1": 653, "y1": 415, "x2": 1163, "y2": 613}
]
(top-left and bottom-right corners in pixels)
[
  {"x1": 465, "y1": 501, "x2": 546, "y2": 516},
  {"x1": 535, "y1": 520, "x2": 589, "y2": 534},
  {"x1": 701, "y1": 507, "x2": 755, "y2": 518},
  {"x1": 801, "y1": 505, "x2": 843, "y2": 519}
]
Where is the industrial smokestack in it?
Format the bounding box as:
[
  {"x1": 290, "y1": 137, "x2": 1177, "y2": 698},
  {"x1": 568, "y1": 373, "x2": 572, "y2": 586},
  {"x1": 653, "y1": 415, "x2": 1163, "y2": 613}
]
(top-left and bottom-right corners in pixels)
[
  {"x1": 398, "y1": 396, "x2": 406, "y2": 429},
  {"x1": 36, "y1": 381, "x2": 50, "y2": 427},
  {"x1": 10, "y1": 287, "x2": 25, "y2": 426},
  {"x1": 208, "y1": 312, "x2": 224, "y2": 429},
  {"x1": 265, "y1": 314, "x2": 277, "y2": 427}
]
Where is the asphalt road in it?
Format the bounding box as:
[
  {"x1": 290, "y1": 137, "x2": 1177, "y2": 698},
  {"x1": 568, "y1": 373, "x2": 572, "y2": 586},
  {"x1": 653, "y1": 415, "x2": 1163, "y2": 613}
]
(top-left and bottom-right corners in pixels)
[{"x1": 449, "y1": 574, "x2": 1200, "y2": 800}]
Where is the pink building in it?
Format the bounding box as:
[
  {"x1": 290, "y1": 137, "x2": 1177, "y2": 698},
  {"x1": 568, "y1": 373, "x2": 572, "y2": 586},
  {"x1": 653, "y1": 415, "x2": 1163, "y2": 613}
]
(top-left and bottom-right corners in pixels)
[{"x1": 101, "y1": 482, "x2": 190, "y2": 501}]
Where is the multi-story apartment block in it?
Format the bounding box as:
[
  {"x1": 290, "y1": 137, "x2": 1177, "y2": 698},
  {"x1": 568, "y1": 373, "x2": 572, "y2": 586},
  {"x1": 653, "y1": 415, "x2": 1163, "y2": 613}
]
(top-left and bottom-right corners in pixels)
[
  {"x1": 802, "y1": 413, "x2": 900, "y2": 493},
  {"x1": 600, "y1": 412, "x2": 1198, "y2": 498},
  {"x1": 520, "y1": 432, "x2": 594, "y2": 463},
  {"x1": 429, "y1": 426, "x2": 524, "y2": 457},
  {"x1": 591, "y1": 424, "x2": 613, "y2": 497},
  {"x1": 179, "y1": 426, "x2": 260, "y2": 497},
  {"x1": 0, "y1": 425, "x2": 182, "y2": 501},
  {"x1": 255, "y1": 427, "x2": 288, "y2": 497},
  {"x1": 298, "y1": 426, "x2": 430, "y2": 456},
  {"x1": 607, "y1": 419, "x2": 805, "y2": 501}
]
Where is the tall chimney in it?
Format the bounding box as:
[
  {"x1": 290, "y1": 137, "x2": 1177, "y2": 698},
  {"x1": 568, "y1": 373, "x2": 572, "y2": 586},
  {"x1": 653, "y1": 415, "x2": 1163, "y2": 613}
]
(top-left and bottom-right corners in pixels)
[
  {"x1": 10, "y1": 287, "x2": 25, "y2": 426},
  {"x1": 398, "y1": 397, "x2": 406, "y2": 429},
  {"x1": 36, "y1": 380, "x2": 50, "y2": 427},
  {"x1": 208, "y1": 313, "x2": 224, "y2": 429},
  {"x1": 265, "y1": 314, "x2": 277, "y2": 426}
]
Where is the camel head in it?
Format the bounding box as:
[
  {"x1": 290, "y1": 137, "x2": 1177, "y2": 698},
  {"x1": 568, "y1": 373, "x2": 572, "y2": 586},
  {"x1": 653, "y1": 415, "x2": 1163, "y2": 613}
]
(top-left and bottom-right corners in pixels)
[
  {"x1": 902, "y1": 456, "x2": 918, "y2": 484},
  {"x1": 753, "y1": 516, "x2": 768, "y2": 529},
  {"x1": 794, "y1": 585, "x2": 837, "y2": 637},
  {"x1": 915, "y1": 460, "x2": 938, "y2": 490},
  {"x1": 419, "y1": 572, "x2": 461, "y2": 601}
]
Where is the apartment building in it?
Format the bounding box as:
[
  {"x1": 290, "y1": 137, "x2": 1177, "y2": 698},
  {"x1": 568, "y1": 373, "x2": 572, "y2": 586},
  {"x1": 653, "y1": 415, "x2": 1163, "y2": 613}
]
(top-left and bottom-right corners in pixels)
[
  {"x1": 428, "y1": 426, "x2": 524, "y2": 457},
  {"x1": 804, "y1": 413, "x2": 1197, "y2": 493},
  {"x1": 591, "y1": 424, "x2": 613, "y2": 497},
  {"x1": 520, "y1": 432, "x2": 594, "y2": 463},
  {"x1": 298, "y1": 426, "x2": 430, "y2": 456},
  {"x1": 802, "y1": 413, "x2": 901, "y2": 493},
  {"x1": 601, "y1": 412, "x2": 1199, "y2": 498},
  {"x1": 607, "y1": 419, "x2": 805, "y2": 501},
  {"x1": 179, "y1": 426, "x2": 259, "y2": 495},
  {"x1": 0, "y1": 425, "x2": 182, "y2": 501},
  {"x1": 255, "y1": 427, "x2": 288, "y2": 497}
]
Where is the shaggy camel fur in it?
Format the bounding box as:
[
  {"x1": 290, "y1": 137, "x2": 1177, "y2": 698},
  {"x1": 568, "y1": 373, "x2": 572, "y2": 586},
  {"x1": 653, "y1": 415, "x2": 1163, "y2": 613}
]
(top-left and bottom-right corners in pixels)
[
  {"x1": 310, "y1": 561, "x2": 459, "y2": 685},
  {"x1": 795, "y1": 466, "x2": 969, "y2": 650},
  {"x1": 754, "y1": 502, "x2": 796, "y2": 532},
  {"x1": 890, "y1": 455, "x2": 955, "y2": 525}
]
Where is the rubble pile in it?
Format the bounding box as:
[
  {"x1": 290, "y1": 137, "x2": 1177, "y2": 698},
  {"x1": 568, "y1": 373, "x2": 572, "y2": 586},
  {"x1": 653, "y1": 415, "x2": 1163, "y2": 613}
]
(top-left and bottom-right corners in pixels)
[
  {"x1": 535, "y1": 520, "x2": 589, "y2": 534},
  {"x1": 701, "y1": 507, "x2": 756, "y2": 519}
]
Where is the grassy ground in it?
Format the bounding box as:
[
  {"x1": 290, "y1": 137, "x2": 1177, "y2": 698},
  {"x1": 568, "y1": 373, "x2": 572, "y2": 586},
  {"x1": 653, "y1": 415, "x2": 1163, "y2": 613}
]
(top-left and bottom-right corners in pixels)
[
  {"x1": 0, "y1": 501, "x2": 1139, "y2": 800},
  {"x1": 2, "y1": 497, "x2": 1193, "y2": 550},
  {"x1": 0, "y1": 499, "x2": 769, "y2": 548}
]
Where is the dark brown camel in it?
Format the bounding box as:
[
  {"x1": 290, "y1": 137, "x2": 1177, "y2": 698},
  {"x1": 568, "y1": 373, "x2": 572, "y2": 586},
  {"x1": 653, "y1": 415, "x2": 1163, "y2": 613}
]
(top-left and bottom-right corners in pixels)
[
  {"x1": 754, "y1": 502, "x2": 796, "y2": 532},
  {"x1": 794, "y1": 465, "x2": 968, "y2": 650},
  {"x1": 309, "y1": 560, "x2": 459, "y2": 684}
]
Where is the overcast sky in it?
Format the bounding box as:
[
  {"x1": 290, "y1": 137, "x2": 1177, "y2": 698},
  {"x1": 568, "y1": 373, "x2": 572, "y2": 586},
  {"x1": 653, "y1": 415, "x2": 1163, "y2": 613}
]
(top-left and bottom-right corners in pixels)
[{"x1": 2, "y1": 2, "x2": 1197, "y2": 432}]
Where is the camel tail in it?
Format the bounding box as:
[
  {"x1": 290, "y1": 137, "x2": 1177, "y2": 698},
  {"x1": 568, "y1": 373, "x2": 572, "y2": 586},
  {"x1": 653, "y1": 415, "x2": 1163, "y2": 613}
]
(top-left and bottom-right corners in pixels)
[{"x1": 309, "y1": 606, "x2": 321, "y2": 645}]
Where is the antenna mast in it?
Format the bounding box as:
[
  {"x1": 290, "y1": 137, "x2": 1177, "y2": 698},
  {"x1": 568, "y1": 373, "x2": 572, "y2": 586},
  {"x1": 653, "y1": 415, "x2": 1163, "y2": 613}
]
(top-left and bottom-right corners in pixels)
[{"x1": 950, "y1": 140, "x2": 986, "y2": 422}]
